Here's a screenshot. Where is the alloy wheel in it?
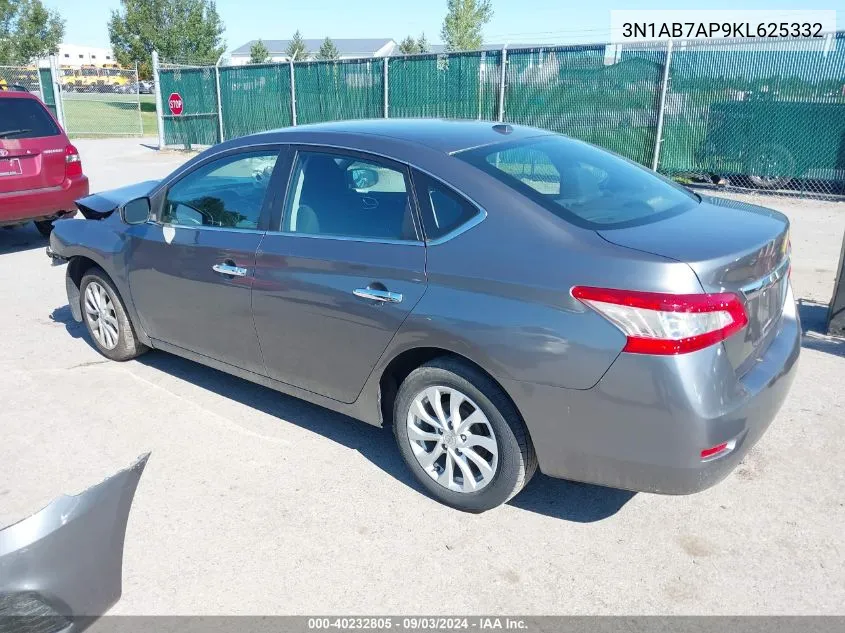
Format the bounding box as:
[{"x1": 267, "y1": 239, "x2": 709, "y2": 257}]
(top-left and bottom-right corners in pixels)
[
  {"x1": 406, "y1": 386, "x2": 499, "y2": 493},
  {"x1": 84, "y1": 281, "x2": 120, "y2": 350}
]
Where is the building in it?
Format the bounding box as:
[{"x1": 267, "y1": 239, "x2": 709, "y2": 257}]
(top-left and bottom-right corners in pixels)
[
  {"x1": 53, "y1": 44, "x2": 117, "y2": 67},
  {"x1": 229, "y1": 38, "x2": 397, "y2": 64}
]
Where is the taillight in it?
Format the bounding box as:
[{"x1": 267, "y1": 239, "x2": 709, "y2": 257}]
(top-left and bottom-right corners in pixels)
[
  {"x1": 571, "y1": 286, "x2": 748, "y2": 355},
  {"x1": 65, "y1": 144, "x2": 82, "y2": 178}
]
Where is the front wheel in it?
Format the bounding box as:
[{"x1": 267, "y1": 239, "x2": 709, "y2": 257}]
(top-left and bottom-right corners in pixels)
[
  {"x1": 393, "y1": 358, "x2": 537, "y2": 512},
  {"x1": 79, "y1": 267, "x2": 148, "y2": 361}
]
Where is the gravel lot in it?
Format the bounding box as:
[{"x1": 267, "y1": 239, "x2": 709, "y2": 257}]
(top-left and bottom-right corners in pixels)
[{"x1": 1, "y1": 137, "x2": 844, "y2": 614}]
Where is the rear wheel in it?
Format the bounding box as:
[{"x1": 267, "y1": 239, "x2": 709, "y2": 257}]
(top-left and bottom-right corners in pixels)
[
  {"x1": 34, "y1": 220, "x2": 54, "y2": 238},
  {"x1": 748, "y1": 145, "x2": 796, "y2": 189},
  {"x1": 393, "y1": 358, "x2": 537, "y2": 512},
  {"x1": 79, "y1": 267, "x2": 148, "y2": 361}
]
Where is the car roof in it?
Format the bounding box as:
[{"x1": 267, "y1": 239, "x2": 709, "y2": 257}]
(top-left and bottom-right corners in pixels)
[
  {"x1": 260, "y1": 119, "x2": 554, "y2": 154},
  {"x1": 0, "y1": 89, "x2": 40, "y2": 100}
]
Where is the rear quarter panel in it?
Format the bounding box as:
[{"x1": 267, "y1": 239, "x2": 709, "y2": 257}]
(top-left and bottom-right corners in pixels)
[{"x1": 373, "y1": 153, "x2": 706, "y2": 391}]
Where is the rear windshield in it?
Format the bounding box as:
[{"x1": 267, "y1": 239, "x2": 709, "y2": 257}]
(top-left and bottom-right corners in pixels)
[
  {"x1": 0, "y1": 98, "x2": 61, "y2": 140},
  {"x1": 456, "y1": 136, "x2": 698, "y2": 229}
]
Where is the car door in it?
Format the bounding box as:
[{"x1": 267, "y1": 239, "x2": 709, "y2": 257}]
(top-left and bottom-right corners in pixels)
[
  {"x1": 252, "y1": 146, "x2": 427, "y2": 403},
  {"x1": 126, "y1": 147, "x2": 283, "y2": 375}
]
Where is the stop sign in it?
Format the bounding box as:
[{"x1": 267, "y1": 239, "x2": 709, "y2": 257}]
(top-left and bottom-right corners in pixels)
[{"x1": 168, "y1": 92, "x2": 184, "y2": 116}]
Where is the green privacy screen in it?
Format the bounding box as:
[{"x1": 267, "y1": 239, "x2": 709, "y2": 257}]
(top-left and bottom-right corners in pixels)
[
  {"x1": 157, "y1": 33, "x2": 844, "y2": 196},
  {"x1": 159, "y1": 65, "x2": 219, "y2": 146},
  {"x1": 388, "y1": 51, "x2": 501, "y2": 120},
  {"x1": 220, "y1": 63, "x2": 292, "y2": 138},
  {"x1": 294, "y1": 59, "x2": 384, "y2": 124},
  {"x1": 504, "y1": 44, "x2": 664, "y2": 166},
  {"x1": 38, "y1": 68, "x2": 57, "y2": 118},
  {"x1": 658, "y1": 33, "x2": 845, "y2": 187}
]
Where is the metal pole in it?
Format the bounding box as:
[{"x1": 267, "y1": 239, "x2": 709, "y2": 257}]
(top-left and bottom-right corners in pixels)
[
  {"x1": 134, "y1": 62, "x2": 143, "y2": 136},
  {"x1": 289, "y1": 58, "x2": 297, "y2": 126},
  {"x1": 152, "y1": 51, "x2": 166, "y2": 149},
  {"x1": 214, "y1": 52, "x2": 225, "y2": 142},
  {"x1": 497, "y1": 45, "x2": 508, "y2": 123},
  {"x1": 478, "y1": 51, "x2": 486, "y2": 120},
  {"x1": 651, "y1": 39, "x2": 673, "y2": 172},
  {"x1": 36, "y1": 64, "x2": 45, "y2": 102},
  {"x1": 383, "y1": 57, "x2": 389, "y2": 118},
  {"x1": 49, "y1": 56, "x2": 66, "y2": 130}
]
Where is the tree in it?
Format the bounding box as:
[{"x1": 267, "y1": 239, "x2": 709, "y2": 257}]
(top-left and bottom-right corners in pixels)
[
  {"x1": 286, "y1": 30, "x2": 308, "y2": 61},
  {"x1": 0, "y1": 0, "x2": 64, "y2": 65},
  {"x1": 249, "y1": 39, "x2": 270, "y2": 63},
  {"x1": 109, "y1": 0, "x2": 225, "y2": 79},
  {"x1": 316, "y1": 37, "x2": 339, "y2": 61},
  {"x1": 441, "y1": 0, "x2": 492, "y2": 52},
  {"x1": 398, "y1": 33, "x2": 430, "y2": 55},
  {"x1": 398, "y1": 36, "x2": 417, "y2": 54}
]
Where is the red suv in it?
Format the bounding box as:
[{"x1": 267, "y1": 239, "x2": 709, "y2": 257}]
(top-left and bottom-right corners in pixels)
[{"x1": 0, "y1": 86, "x2": 88, "y2": 236}]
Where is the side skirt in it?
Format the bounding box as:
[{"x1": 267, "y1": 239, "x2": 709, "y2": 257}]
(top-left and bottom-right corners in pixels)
[{"x1": 149, "y1": 338, "x2": 382, "y2": 427}]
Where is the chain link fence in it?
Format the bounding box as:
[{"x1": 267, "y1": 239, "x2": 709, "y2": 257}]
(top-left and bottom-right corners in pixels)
[
  {"x1": 158, "y1": 59, "x2": 221, "y2": 147},
  {"x1": 659, "y1": 33, "x2": 845, "y2": 197},
  {"x1": 2, "y1": 63, "x2": 144, "y2": 136},
  {"x1": 154, "y1": 31, "x2": 845, "y2": 198},
  {"x1": 58, "y1": 65, "x2": 143, "y2": 136},
  {"x1": 389, "y1": 50, "x2": 502, "y2": 120},
  {"x1": 1, "y1": 66, "x2": 58, "y2": 119}
]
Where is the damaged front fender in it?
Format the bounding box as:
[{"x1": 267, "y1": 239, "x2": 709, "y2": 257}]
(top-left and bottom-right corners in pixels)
[{"x1": 0, "y1": 453, "x2": 149, "y2": 631}]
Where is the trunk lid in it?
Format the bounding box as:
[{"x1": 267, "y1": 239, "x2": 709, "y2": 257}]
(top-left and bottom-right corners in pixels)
[
  {"x1": 0, "y1": 96, "x2": 67, "y2": 194},
  {"x1": 598, "y1": 195, "x2": 791, "y2": 373}
]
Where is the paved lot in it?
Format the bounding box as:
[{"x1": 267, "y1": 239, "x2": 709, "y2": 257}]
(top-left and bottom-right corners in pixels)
[{"x1": 1, "y1": 138, "x2": 844, "y2": 614}]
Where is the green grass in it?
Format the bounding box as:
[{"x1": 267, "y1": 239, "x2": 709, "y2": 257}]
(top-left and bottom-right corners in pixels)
[{"x1": 63, "y1": 94, "x2": 157, "y2": 138}]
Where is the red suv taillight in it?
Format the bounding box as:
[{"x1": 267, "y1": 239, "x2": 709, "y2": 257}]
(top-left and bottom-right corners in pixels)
[
  {"x1": 571, "y1": 286, "x2": 748, "y2": 355},
  {"x1": 65, "y1": 144, "x2": 82, "y2": 178}
]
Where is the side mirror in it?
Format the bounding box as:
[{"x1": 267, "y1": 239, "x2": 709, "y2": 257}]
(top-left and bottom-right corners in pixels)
[
  {"x1": 121, "y1": 197, "x2": 151, "y2": 225},
  {"x1": 349, "y1": 167, "x2": 379, "y2": 190}
]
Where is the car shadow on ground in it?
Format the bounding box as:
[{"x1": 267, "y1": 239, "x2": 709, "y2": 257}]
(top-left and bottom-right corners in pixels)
[
  {"x1": 0, "y1": 224, "x2": 47, "y2": 256},
  {"x1": 50, "y1": 304, "x2": 633, "y2": 522},
  {"x1": 798, "y1": 299, "x2": 845, "y2": 357}
]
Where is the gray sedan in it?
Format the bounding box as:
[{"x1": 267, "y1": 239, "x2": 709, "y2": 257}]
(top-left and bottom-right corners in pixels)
[{"x1": 48, "y1": 120, "x2": 800, "y2": 512}]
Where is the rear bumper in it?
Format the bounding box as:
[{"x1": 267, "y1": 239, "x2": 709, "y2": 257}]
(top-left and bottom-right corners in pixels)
[
  {"x1": 506, "y1": 284, "x2": 801, "y2": 495},
  {"x1": 0, "y1": 175, "x2": 88, "y2": 224}
]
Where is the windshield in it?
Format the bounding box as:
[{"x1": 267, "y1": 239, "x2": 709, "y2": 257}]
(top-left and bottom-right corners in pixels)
[{"x1": 456, "y1": 136, "x2": 698, "y2": 229}]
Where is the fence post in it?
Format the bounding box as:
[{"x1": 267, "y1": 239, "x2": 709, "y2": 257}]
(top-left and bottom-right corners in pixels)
[
  {"x1": 36, "y1": 64, "x2": 45, "y2": 102},
  {"x1": 651, "y1": 39, "x2": 673, "y2": 172},
  {"x1": 289, "y1": 59, "x2": 297, "y2": 126},
  {"x1": 497, "y1": 45, "x2": 508, "y2": 123},
  {"x1": 152, "y1": 51, "x2": 166, "y2": 149},
  {"x1": 134, "y1": 62, "x2": 143, "y2": 136},
  {"x1": 478, "y1": 51, "x2": 486, "y2": 120},
  {"x1": 383, "y1": 57, "x2": 389, "y2": 118},
  {"x1": 214, "y1": 53, "x2": 225, "y2": 143},
  {"x1": 49, "y1": 56, "x2": 66, "y2": 130}
]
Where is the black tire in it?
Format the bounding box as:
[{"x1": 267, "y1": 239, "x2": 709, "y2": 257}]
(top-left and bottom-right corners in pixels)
[
  {"x1": 393, "y1": 357, "x2": 537, "y2": 513},
  {"x1": 747, "y1": 145, "x2": 796, "y2": 189},
  {"x1": 34, "y1": 220, "x2": 53, "y2": 238},
  {"x1": 79, "y1": 267, "x2": 148, "y2": 361}
]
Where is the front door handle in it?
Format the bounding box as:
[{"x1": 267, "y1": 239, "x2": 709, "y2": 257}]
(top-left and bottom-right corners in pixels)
[
  {"x1": 353, "y1": 288, "x2": 403, "y2": 303},
  {"x1": 212, "y1": 263, "x2": 249, "y2": 277}
]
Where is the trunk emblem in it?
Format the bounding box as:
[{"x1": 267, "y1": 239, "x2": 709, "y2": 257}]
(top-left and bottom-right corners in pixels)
[{"x1": 0, "y1": 149, "x2": 8, "y2": 157}]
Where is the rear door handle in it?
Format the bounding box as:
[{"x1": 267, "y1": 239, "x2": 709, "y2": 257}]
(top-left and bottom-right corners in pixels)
[
  {"x1": 212, "y1": 263, "x2": 249, "y2": 277},
  {"x1": 353, "y1": 288, "x2": 403, "y2": 303}
]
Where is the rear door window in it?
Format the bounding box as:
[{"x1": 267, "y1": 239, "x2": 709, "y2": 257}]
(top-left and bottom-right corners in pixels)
[
  {"x1": 0, "y1": 99, "x2": 61, "y2": 139},
  {"x1": 282, "y1": 150, "x2": 418, "y2": 241}
]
